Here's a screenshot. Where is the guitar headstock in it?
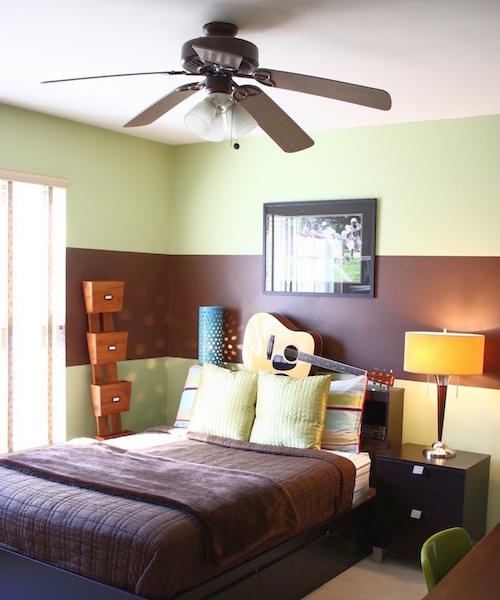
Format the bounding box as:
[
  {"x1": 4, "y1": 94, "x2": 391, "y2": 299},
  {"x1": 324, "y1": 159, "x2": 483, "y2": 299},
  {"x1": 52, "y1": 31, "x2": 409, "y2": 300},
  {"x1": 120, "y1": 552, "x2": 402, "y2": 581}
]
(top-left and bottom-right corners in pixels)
[{"x1": 367, "y1": 369, "x2": 395, "y2": 388}]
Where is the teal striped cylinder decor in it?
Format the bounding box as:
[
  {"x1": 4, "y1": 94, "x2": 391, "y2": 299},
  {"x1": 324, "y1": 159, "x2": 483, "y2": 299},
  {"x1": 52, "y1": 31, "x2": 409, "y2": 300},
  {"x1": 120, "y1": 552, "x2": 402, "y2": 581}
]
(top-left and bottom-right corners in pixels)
[{"x1": 198, "y1": 306, "x2": 224, "y2": 366}]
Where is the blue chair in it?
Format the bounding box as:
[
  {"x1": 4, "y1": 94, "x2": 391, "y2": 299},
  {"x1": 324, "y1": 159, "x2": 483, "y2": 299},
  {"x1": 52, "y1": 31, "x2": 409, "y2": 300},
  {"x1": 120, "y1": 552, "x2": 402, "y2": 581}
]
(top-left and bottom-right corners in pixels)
[{"x1": 420, "y1": 527, "x2": 473, "y2": 591}]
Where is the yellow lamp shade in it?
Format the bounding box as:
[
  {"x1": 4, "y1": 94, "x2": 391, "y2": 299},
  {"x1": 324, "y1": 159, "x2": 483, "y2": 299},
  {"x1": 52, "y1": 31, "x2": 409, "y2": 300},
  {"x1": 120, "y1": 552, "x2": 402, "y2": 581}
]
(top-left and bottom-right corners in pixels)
[{"x1": 404, "y1": 331, "x2": 485, "y2": 376}]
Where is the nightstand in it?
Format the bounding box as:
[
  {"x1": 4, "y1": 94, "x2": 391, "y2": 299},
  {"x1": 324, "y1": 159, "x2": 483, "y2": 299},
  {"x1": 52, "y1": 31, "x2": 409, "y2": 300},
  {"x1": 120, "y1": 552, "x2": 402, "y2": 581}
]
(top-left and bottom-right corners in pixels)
[{"x1": 372, "y1": 443, "x2": 490, "y2": 562}]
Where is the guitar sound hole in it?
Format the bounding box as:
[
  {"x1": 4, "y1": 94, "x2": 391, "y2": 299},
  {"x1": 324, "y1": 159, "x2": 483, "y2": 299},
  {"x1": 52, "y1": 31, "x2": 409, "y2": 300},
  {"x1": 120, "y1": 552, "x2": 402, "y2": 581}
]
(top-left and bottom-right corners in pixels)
[{"x1": 283, "y1": 346, "x2": 298, "y2": 362}]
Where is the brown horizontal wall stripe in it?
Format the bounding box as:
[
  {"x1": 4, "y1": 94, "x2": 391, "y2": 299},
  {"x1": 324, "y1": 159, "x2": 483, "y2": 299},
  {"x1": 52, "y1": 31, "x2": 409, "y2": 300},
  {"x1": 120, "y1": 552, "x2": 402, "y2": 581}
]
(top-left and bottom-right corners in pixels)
[
  {"x1": 67, "y1": 250, "x2": 500, "y2": 389},
  {"x1": 66, "y1": 248, "x2": 170, "y2": 366}
]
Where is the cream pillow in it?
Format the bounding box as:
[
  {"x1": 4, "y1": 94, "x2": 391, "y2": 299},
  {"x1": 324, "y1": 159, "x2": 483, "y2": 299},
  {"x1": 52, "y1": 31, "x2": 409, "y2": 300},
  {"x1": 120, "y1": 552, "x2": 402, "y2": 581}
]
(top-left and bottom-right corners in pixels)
[
  {"x1": 187, "y1": 363, "x2": 258, "y2": 440},
  {"x1": 250, "y1": 370, "x2": 331, "y2": 450}
]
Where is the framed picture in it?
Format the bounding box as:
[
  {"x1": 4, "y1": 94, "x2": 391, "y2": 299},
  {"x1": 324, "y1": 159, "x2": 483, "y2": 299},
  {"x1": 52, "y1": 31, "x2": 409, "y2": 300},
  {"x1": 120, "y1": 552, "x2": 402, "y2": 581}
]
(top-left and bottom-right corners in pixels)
[{"x1": 264, "y1": 198, "x2": 376, "y2": 297}]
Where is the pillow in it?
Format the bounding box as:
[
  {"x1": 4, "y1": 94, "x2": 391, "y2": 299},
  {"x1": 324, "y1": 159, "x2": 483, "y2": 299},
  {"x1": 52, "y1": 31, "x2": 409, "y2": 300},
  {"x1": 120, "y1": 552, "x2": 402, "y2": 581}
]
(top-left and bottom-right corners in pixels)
[
  {"x1": 321, "y1": 375, "x2": 368, "y2": 453},
  {"x1": 174, "y1": 364, "x2": 202, "y2": 428},
  {"x1": 249, "y1": 370, "x2": 331, "y2": 450},
  {"x1": 187, "y1": 363, "x2": 258, "y2": 440}
]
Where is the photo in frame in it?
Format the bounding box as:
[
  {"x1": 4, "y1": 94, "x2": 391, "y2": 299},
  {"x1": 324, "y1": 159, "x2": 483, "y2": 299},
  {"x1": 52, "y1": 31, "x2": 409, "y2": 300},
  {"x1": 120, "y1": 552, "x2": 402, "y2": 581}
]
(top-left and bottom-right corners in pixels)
[{"x1": 264, "y1": 198, "x2": 376, "y2": 297}]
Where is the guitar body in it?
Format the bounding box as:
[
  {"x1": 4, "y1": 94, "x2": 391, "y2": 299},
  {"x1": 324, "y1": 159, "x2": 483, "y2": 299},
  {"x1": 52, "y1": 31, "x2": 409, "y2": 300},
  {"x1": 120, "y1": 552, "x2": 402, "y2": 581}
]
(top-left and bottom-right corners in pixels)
[
  {"x1": 242, "y1": 313, "x2": 323, "y2": 378},
  {"x1": 242, "y1": 312, "x2": 395, "y2": 386}
]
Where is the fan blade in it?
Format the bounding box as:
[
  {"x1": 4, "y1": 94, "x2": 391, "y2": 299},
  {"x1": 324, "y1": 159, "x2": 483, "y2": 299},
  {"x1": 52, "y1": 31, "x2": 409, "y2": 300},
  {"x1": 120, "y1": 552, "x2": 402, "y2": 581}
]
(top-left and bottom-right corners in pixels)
[
  {"x1": 192, "y1": 44, "x2": 243, "y2": 70},
  {"x1": 42, "y1": 71, "x2": 189, "y2": 84},
  {"x1": 252, "y1": 69, "x2": 392, "y2": 111},
  {"x1": 124, "y1": 82, "x2": 204, "y2": 127},
  {"x1": 233, "y1": 85, "x2": 314, "y2": 153}
]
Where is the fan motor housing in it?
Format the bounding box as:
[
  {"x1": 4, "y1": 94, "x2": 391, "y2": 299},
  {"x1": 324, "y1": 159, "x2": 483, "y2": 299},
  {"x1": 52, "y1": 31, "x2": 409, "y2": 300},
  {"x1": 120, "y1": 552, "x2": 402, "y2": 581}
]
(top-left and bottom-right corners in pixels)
[
  {"x1": 181, "y1": 23, "x2": 259, "y2": 74},
  {"x1": 205, "y1": 74, "x2": 233, "y2": 95}
]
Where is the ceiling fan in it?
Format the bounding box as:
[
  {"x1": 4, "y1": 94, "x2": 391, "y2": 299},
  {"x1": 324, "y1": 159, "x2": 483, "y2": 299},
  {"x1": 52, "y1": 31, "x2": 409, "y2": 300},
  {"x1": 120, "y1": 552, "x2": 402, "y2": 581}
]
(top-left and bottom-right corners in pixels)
[{"x1": 43, "y1": 22, "x2": 392, "y2": 153}]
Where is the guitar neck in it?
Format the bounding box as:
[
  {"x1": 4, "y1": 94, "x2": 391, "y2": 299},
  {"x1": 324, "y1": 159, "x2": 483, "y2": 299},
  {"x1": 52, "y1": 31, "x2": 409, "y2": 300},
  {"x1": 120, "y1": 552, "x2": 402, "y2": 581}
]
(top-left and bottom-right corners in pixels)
[{"x1": 297, "y1": 351, "x2": 367, "y2": 377}]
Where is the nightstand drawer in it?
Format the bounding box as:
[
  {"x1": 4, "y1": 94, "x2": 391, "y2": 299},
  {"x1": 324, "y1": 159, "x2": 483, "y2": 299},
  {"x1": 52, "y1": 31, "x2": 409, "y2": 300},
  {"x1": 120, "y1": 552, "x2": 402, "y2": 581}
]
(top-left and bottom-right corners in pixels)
[
  {"x1": 375, "y1": 502, "x2": 461, "y2": 557},
  {"x1": 376, "y1": 458, "x2": 465, "y2": 517}
]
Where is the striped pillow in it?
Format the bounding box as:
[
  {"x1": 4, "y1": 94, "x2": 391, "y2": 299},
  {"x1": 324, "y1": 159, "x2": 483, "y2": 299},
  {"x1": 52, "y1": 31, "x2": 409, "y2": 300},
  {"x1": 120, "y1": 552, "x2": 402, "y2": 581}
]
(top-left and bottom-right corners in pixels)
[
  {"x1": 173, "y1": 364, "x2": 202, "y2": 427},
  {"x1": 321, "y1": 375, "x2": 368, "y2": 453}
]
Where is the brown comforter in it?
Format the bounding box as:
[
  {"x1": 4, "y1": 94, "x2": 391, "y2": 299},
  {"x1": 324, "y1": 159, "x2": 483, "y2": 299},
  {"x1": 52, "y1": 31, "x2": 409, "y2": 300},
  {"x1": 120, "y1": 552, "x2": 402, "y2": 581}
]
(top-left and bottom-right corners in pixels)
[{"x1": 0, "y1": 429, "x2": 355, "y2": 600}]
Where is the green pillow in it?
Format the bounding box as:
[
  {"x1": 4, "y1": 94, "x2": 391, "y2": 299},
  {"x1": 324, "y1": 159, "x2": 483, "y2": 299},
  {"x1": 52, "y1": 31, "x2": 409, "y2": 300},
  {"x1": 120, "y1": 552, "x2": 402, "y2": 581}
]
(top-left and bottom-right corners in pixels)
[
  {"x1": 187, "y1": 364, "x2": 258, "y2": 440},
  {"x1": 250, "y1": 370, "x2": 331, "y2": 450}
]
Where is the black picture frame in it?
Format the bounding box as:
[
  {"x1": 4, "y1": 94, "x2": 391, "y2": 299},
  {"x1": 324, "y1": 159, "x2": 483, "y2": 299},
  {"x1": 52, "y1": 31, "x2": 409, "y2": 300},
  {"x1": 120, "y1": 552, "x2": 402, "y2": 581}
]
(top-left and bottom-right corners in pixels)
[{"x1": 264, "y1": 198, "x2": 376, "y2": 297}]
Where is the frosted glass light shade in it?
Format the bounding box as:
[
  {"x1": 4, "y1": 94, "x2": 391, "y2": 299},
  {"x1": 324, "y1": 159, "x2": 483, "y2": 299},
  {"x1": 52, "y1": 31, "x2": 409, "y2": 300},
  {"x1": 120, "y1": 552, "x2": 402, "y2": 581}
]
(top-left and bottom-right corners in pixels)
[
  {"x1": 227, "y1": 103, "x2": 257, "y2": 138},
  {"x1": 201, "y1": 111, "x2": 224, "y2": 141},
  {"x1": 184, "y1": 99, "x2": 216, "y2": 136},
  {"x1": 404, "y1": 331, "x2": 485, "y2": 375}
]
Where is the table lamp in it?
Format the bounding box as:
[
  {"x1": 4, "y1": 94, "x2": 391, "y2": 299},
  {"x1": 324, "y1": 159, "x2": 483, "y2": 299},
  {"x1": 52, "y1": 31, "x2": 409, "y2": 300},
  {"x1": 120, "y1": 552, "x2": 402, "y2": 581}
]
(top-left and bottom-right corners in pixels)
[
  {"x1": 198, "y1": 306, "x2": 224, "y2": 366},
  {"x1": 403, "y1": 330, "x2": 485, "y2": 459}
]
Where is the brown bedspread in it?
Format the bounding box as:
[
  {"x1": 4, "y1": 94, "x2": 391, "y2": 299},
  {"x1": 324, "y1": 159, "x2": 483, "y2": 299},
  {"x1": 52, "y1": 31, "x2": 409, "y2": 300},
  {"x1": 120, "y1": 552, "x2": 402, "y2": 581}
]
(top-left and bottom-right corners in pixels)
[
  {"x1": 0, "y1": 440, "x2": 298, "y2": 567},
  {"x1": 0, "y1": 430, "x2": 355, "y2": 600}
]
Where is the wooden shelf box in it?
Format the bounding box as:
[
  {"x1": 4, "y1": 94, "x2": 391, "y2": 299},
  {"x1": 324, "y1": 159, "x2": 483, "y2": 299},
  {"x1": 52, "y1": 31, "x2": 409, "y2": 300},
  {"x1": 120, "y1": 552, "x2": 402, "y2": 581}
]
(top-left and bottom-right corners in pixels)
[
  {"x1": 91, "y1": 381, "x2": 132, "y2": 416},
  {"x1": 83, "y1": 280, "x2": 125, "y2": 313},
  {"x1": 86, "y1": 331, "x2": 128, "y2": 364}
]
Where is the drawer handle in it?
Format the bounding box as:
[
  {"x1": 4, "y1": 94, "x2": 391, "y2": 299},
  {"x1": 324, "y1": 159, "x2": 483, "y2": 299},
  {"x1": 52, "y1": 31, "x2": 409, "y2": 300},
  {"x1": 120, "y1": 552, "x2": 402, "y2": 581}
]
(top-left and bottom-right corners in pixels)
[
  {"x1": 104, "y1": 294, "x2": 113, "y2": 300},
  {"x1": 412, "y1": 465, "x2": 424, "y2": 476},
  {"x1": 108, "y1": 345, "x2": 117, "y2": 351},
  {"x1": 112, "y1": 396, "x2": 120, "y2": 403},
  {"x1": 410, "y1": 509, "x2": 422, "y2": 520}
]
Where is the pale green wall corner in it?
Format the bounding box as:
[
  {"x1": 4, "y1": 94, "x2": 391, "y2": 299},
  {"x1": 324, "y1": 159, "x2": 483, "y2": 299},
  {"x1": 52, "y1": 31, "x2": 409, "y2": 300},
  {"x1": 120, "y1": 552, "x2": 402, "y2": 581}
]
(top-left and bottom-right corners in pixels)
[
  {"x1": 66, "y1": 357, "x2": 198, "y2": 440},
  {"x1": 0, "y1": 103, "x2": 173, "y2": 254}
]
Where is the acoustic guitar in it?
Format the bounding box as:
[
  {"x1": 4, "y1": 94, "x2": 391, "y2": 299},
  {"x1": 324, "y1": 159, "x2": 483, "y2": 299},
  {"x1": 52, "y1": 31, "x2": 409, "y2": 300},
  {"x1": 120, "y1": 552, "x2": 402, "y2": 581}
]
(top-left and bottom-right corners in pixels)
[{"x1": 242, "y1": 312, "x2": 394, "y2": 386}]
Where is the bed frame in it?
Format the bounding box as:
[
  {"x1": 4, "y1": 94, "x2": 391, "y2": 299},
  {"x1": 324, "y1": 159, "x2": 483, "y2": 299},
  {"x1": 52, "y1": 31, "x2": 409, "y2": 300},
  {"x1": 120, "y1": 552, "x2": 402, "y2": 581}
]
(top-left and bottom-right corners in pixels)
[{"x1": 0, "y1": 494, "x2": 374, "y2": 600}]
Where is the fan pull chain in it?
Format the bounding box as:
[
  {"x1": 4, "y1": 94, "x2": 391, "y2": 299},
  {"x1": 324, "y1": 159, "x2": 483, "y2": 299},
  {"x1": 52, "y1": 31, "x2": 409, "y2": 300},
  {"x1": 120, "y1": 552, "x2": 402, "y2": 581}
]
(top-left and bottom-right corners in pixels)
[{"x1": 228, "y1": 101, "x2": 240, "y2": 150}]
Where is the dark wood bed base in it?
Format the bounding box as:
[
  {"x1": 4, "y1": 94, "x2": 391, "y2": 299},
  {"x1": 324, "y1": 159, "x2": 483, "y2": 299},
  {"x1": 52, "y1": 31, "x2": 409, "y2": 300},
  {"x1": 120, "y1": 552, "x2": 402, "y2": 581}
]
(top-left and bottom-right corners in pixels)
[{"x1": 0, "y1": 495, "x2": 374, "y2": 600}]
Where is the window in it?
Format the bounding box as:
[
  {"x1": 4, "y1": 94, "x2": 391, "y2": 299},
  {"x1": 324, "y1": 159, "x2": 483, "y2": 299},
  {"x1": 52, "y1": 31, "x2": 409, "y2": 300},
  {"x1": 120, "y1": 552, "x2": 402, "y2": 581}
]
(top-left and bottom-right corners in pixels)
[{"x1": 0, "y1": 170, "x2": 67, "y2": 453}]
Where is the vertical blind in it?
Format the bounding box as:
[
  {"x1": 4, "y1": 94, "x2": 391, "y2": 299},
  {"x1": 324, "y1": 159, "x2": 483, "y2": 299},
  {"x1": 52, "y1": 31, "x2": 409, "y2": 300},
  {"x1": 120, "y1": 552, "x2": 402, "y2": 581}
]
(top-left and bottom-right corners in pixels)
[{"x1": 0, "y1": 170, "x2": 67, "y2": 453}]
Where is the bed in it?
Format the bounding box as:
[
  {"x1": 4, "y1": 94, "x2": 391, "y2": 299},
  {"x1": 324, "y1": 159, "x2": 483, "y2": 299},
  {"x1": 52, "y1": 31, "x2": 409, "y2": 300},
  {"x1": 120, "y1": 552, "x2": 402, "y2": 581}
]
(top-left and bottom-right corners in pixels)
[{"x1": 0, "y1": 365, "x2": 374, "y2": 600}]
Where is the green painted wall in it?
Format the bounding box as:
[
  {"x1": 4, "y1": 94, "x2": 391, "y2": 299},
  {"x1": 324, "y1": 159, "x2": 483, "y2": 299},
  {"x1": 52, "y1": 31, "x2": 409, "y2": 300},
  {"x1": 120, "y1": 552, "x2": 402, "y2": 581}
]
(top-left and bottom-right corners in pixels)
[
  {"x1": 66, "y1": 357, "x2": 194, "y2": 440},
  {"x1": 170, "y1": 115, "x2": 500, "y2": 256}
]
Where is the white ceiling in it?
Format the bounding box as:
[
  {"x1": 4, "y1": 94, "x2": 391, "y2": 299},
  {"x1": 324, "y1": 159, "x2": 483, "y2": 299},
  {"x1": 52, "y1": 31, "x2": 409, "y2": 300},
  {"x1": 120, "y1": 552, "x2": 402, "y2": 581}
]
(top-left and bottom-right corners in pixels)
[{"x1": 2, "y1": 0, "x2": 500, "y2": 147}]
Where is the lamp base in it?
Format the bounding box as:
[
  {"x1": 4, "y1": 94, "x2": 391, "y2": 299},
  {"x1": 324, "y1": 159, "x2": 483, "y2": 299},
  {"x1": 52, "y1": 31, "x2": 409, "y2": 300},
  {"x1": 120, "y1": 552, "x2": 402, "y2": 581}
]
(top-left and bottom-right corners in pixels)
[{"x1": 423, "y1": 440, "x2": 456, "y2": 459}]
